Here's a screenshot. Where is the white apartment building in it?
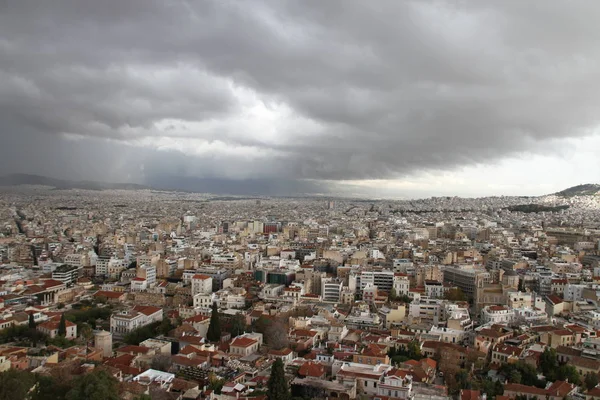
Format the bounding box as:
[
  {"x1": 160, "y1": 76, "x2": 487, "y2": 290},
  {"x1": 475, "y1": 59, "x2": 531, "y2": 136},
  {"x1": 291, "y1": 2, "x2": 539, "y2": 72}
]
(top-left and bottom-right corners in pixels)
[
  {"x1": 393, "y1": 275, "x2": 410, "y2": 296},
  {"x1": 193, "y1": 293, "x2": 214, "y2": 309},
  {"x1": 430, "y1": 326, "x2": 467, "y2": 344},
  {"x1": 424, "y1": 281, "x2": 444, "y2": 299},
  {"x1": 322, "y1": 278, "x2": 343, "y2": 302},
  {"x1": 110, "y1": 306, "x2": 163, "y2": 337},
  {"x1": 514, "y1": 307, "x2": 548, "y2": 324},
  {"x1": 349, "y1": 270, "x2": 395, "y2": 294},
  {"x1": 191, "y1": 274, "x2": 213, "y2": 296},
  {"x1": 130, "y1": 278, "x2": 148, "y2": 292},
  {"x1": 95, "y1": 256, "x2": 111, "y2": 276},
  {"x1": 137, "y1": 264, "x2": 156, "y2": 287},
  {"x1": 392, "y1": 259, "x2": 414, "y2": 273},
  {"x1": 210, "y1": 254, "x2": 241, "y2": 269},
  {"x1": 409, "y1": 297, "x2": 443, "y2": 325},
  {"x1": 565, "y1": 284, "x2": 587, "y2": 301},
  {"x1": 480, "y1": 305, "x2": 515, "y2": 325}
]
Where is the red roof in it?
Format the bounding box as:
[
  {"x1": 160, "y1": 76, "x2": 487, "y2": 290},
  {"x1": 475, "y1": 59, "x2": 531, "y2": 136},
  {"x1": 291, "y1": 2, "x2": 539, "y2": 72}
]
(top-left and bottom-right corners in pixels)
[
  {"x1": 460, "y1": 389, "x2": 481, "y2": 400},
  {"x1": 184, "y1": 315, "x2": 210, "y2": 323},
  {"x1": 38, "y1": 319, "x2": 76, "y2": 330},
  {"x1": 132, "y1": 305, "x2": 162, "y2": 316},
  {"x1": 42, "y1": 279, "x2": 65, "y2": 289},
  {"x1": 298, "y1": 361, "x2": 325, "y2": 377},
  {"x1": 192, "y1": 274, "x2": 211, "y2": 280},
  {"x1": 230, "y1": 337, "x2": 258, "y2": 348}
]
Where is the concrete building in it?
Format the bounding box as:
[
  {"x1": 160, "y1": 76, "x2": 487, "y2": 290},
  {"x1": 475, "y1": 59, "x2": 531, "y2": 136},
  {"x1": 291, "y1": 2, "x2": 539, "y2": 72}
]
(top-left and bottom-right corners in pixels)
[
  {"x1": 191, "y1": 274, "x2": 213, "y2": 296},
  {"x1": 94, "y1": 330, "x2": 113, "y2": 358}
]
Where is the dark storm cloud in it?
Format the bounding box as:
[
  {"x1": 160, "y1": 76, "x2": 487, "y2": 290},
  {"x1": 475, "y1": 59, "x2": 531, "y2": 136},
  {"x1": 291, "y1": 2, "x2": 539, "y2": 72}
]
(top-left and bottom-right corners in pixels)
[{"x1": 2, "y1": 0, "x2": 600, "y2": 183}]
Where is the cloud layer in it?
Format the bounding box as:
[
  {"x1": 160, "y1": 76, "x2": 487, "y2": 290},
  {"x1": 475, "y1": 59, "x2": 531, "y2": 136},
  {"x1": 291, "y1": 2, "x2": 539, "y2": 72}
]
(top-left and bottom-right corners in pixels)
[{"x1": 2, "y1": 1, "x2": 600, "y2": 194}]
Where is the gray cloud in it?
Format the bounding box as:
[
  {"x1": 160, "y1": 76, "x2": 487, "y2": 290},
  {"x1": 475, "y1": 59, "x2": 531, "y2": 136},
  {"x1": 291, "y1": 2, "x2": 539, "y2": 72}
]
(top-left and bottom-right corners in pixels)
[{"x1": 2, "y1": 0, "x2": 600, "y2": 187}]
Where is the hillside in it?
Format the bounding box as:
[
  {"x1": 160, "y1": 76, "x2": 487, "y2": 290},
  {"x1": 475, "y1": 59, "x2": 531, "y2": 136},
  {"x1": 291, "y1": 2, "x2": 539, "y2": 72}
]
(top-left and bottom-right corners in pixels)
[
  {"x1": 0, "y1": 174, "x2": 150, "y2": 191},
  {"x1": 555, "y1": 184, "x2": 600, "y2": 197}
]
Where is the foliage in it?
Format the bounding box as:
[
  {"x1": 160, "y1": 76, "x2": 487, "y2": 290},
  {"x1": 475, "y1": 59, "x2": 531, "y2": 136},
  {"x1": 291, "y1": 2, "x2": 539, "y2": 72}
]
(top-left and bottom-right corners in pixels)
[
  {"x1": 444, "y1": 288, "x2": 467, "y2": 302},
  {"x1": 389, "y1": 289, "x2": 412, "y2": 303},
  {"x1": 58, "y1": 314, "x2": 67, "y2": 337},
  {"x1": 585, "y1": 372, "x2": 599, "y2": 390},
  {"x1": 208, "y1": 372, "x2": 227, "y2": 394},
  {"x1": 206, "y1": 302, "x2": 222, "y2": 342},
  {"x1": 552, "y1": 365, "x2": 581, "y2": 385},
  {"x1": 455, "y1": 369, "x2": 471, "y2": 390},
  {"x1": 47, "y1": 335, "x2": 73, "y2": 349},
  {"x1": 157, "y1": 318, "x2": 174, "y2": 336},
  {"x1": 539, "y1": 348, "x2": 558, "y2": 377},
  {"x1": 65, "y1": 369, "x2": 120, "y2": 400},
  {"x1": 30, "y1": 375, "x2": 70, "y2": 400},
  {"x1": 150, "y1": 354, "x2": 173, "y2": 372},
  {"x1": 265, "y1": 320, "x2": 289, "y2": 350},
  {"x1": 79, "y1": 323, "x2": 93, "y2": 343},
  {"x1": 476, "y1": 378, "x2": 504, "y2": 398},
  {"x1": 0, "y1": 369, "x2": 37, "y2": 400},
  {"x1": 500, "y1": 362, "x2": 544, "y2": 388},
  {"x1": 267, "y1": 358, "x2": 290, "y2": 400},
  {"x1": 123, "y1": 321, "x2": 162, "y2": 345},
  {"x1": 538, "y1": 347, "x2": 581, "y2": 384},
  {"x1": 64, "y1": 306, "x2": 112, "y2": 330},
  {"x1": 0, "y1": 324, "x2": 47, "y2": 346},
  {"x1": 29, "y1": 313, "x2": 36, "y2": 329},
  {"x1": 388, "y1": 341, "x2": 422, "y2": 365},
  {"x1": 229, "y1": 313, "x2": 249, "y2": 337}
]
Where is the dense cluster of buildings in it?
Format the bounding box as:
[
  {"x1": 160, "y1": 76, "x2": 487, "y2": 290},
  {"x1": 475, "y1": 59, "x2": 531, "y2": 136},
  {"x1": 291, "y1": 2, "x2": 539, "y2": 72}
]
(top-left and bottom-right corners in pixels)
[{"x1": 1, "y1": 186, "x2": 600, "y2": 399}]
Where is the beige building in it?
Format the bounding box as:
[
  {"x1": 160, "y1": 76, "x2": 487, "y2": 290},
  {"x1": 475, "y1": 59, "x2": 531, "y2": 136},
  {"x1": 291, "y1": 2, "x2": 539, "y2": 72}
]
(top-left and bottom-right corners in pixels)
[{"x1": 230, "y1": 336, "x2": 259, "y2": 357}]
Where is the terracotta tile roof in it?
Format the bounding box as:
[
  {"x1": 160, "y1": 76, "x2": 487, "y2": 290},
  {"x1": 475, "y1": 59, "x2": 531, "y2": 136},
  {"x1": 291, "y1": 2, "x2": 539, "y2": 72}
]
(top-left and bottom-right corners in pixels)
[
  {"x1": 132, "y1": 305, "x2": 162, "y2": 316},
  {"x1": 546, "y1": 380, "x2": 575, "y2": 397},
  {"x1": 298, "y1": 361, "x2": 325, "y2": 377},
  {"x1": 460, "y1": 389, "x2": 481, "y2": 400},
  {"x1": 503, "y1": 383, "x2": 548, "y2": 396},
  {"x1": 230, "y1": 337, "x2": 258, "y2": 348}
]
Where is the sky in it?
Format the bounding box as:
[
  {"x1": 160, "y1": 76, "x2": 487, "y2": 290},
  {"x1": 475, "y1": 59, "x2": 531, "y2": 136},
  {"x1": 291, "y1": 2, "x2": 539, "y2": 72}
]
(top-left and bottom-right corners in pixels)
[{"x1": 2, "y1": 1, "x2": 600, "y2": 199}]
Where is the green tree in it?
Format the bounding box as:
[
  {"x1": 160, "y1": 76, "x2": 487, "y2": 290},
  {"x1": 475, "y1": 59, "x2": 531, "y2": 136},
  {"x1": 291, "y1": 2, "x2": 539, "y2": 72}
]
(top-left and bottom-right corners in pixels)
[
  {"x1": 65, "y1": 369, "x2": 119, "y2": 400},
  {"x1": 58, "y1": 314, "x2": 67, "y2": 337},
  {"x1": 557, "y1": 365, "x2": 581, "y2": 386},
  {"x1": 585, "y1": 372, "x2": 599, "y2": 390},
  {"x1": 540, "y1": 347, "x2": 558, "y2": 377},
  {"x1": 31, "y1": 375, "x2": 70, "y2": 400},
  {"x1": 206, "y1": 302, "x2": 221, "y2": 342},
  {"x1": 267, "y1": 358, "x2": 290, "y2": 400},
  {"x1": 29, "y1": 313, "x2": 36, "y2": 329},
  {"x1": 0, "y1": 369, "x2": 37, "y2": 400},
  {"x1": 79, "y1": 323, "x2": 93, "y2": 345},
  {"x1": 230, "y1": 313, "x2": 248, "y2": 337},
  {"x1": 208, "y1": 372, "x2": 226, "y2": 394},
  {"x1": 157, "y1": 318, "x2": 174, "y2": 336},
  {"x1": 456, "y1": 369, "x2": 471, "y2": 389},
  {"x1": 133, "y1": 395, "x2": 151, "y2": 400},
  {"x1": 509, "y1": 370, "x2": 522, "y2": 384}
]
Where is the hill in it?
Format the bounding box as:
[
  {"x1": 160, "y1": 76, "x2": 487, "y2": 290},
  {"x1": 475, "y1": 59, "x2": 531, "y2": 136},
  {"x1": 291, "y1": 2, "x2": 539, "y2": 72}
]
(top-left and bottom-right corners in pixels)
[
  {"x1": 0, "y1": 174, "x2": 150, "y2": 191},
  {"x1": 555, "y1": 184, "x2": 600, "y2": 197}
]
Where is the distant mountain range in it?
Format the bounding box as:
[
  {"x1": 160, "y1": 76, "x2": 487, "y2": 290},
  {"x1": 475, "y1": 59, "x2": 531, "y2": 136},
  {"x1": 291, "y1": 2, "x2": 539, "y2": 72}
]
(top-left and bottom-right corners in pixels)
[
  {"x1": 555, "y1": 184, "x2": 600, "y2": 197},
  {"x1": 0, "y1": 173, "x2": 599, "y2": 199},
  {"x1": 0, "y1": 174, "x2": 150, "y2": 191}
]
